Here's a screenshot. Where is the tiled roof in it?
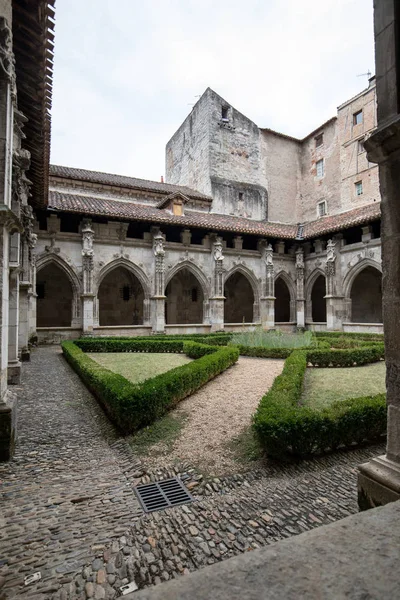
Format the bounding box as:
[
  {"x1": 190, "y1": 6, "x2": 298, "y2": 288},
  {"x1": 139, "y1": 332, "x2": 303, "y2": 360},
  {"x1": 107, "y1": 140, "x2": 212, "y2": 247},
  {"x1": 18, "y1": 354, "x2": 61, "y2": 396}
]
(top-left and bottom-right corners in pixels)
[
  {"x1": 302, "y1": 202, "x2": 381, "y2": 239},
  {"x1": 50, "y1": 165, "x2": 212, "y2": 202},
  {"x1": 14, "y1": 1, "x2": 55, "y2": 208},
  {"x1": 48, "y1": 191, "x2": 297, "y2": 239},
  {"x1": 48, "y1": 191, "x2": 381, "y2": 241}
]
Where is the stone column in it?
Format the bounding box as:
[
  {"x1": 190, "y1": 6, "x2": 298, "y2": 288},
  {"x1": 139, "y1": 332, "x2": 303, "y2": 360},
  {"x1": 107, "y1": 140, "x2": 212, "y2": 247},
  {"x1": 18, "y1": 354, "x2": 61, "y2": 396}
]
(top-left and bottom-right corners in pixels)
[
  {"x1": 324, "y1": 239, "x2": 343, "y2": 331},
  {"x1": 209, "y1": 236, "x2": 225, "y2": 332},
  {"x1": 151, "y1": 232, "x2": 166, "y2": 333},
  {"x1": 357, "y1": 0, "x2": 400, "y2": 509},
  {"x1": 18, "y1": 205, "x2": 35, "y2": 359},
  {"x1": 81, "y1": 220, "x2": 95, "y2": 335},
  {"x1": 7, "y1": 266, "x2": 20, "y2": 384},
  {"x1": 295, "y1": 248, "x2": 305, "y2": 328},
  {"x1": 260, "y1": 243, "x2": 275, "y2": 329}
]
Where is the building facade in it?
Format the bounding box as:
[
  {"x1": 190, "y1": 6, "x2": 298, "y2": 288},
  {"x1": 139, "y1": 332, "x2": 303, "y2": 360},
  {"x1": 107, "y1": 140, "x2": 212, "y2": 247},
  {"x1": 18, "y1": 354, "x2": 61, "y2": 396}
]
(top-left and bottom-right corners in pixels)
[
  {"x1": 33, "y1": 80, "x2": 382, "y2": 344},
  {"x1": 0, "y1": 0, "x2": 54, "y2": 460}
]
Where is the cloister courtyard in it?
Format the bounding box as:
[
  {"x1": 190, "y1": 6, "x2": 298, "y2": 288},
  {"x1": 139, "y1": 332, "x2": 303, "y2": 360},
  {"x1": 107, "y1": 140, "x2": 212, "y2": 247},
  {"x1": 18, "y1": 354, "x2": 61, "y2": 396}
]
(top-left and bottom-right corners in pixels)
[{"x1": 0, "y1": 329, "x2": 387, "y2": 599}]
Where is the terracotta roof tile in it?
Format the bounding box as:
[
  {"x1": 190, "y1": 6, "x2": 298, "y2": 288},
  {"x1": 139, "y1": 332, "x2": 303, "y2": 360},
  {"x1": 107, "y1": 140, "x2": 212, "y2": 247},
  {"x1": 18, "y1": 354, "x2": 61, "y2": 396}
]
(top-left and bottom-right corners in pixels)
[
  {"x1": 302, "y1": 203, "x2": 381, "y2": 239},
  {"x1": 48, "y1": 191, "x2": 297, "y2": 239},
  {"x1": 50, "y1": 165, "x2": 212, "y2": 202}
]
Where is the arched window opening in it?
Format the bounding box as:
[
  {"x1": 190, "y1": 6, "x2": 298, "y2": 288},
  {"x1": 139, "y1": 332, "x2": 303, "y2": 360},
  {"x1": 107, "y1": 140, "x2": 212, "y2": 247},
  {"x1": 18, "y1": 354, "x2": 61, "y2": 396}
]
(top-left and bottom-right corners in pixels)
[
  {"x1": 37, "y1": 263, "x2": 73, "y2": 327},
  {"x1": 311, "y1": 275, "x2": 326, "y2": 322},
  {"x1": 165, "y1": 268, "x2": 204, "y2": 324},
  {"x1": 98, "y1": 267, "x2": 144, "y2": 326},
  {"x1": 350, "y1": 267, "x2": 382, "y2": 323},
  {"x1": 224, "y1": 272, "x2": 254, "y2": 323},
  {"x1": 275, "y1": 277, "x2": 291, "y2": 322}
]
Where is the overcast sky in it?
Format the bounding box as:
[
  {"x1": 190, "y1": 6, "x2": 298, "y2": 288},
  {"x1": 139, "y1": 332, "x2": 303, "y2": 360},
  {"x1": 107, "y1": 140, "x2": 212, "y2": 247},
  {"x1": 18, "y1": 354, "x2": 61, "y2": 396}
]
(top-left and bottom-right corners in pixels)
[{"x1": 50, "y1": 0, "x2": 375, "y2": 182}]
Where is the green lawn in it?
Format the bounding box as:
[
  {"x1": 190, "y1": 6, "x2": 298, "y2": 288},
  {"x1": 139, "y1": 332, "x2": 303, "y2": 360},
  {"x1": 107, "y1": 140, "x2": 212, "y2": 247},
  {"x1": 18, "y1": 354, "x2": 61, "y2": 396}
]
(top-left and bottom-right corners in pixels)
[
  {"x1": 301, "y1": 361, "x2": 386, "y2": 410},
  {"x1": 87, "y1": 352, "x2": 192, "y2": 384}
]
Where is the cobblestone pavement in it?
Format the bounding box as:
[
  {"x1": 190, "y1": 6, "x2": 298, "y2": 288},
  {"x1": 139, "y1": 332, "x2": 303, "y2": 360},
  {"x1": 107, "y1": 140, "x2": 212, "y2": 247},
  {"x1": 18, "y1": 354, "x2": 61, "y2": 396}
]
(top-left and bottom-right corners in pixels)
[{"x1": 0, "y1": 347, "x2": 385, "y2": 599}]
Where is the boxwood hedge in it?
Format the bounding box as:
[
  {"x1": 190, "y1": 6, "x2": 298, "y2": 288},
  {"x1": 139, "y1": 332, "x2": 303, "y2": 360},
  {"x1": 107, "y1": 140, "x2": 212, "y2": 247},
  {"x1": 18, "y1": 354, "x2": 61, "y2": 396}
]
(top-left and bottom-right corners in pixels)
[
  {"x1": 62, "y1": 339, "x2": 239, "y2": 434},
  {"x1": 253, "y1": 349, "x2": 386, "y2": 458}
]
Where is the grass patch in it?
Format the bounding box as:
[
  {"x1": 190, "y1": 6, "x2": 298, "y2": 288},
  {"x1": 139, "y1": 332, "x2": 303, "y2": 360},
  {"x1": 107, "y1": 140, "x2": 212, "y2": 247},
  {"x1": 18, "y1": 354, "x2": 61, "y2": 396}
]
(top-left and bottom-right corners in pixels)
[
  {"x1": 226, "y1": 426, "x2": 263, "y2": 467},
  {"x1": 230, "y1": 329, "x2": 314, "y2": 349},
  {"x1": 129, "y1": 412, "x2": 188, "y2": 457},
  {"x1": 87, "y1": 352, "x2": 192, "y2": 384},
  {"x1": 301, "y1": 361, "x2": 386, "y2": 410}
]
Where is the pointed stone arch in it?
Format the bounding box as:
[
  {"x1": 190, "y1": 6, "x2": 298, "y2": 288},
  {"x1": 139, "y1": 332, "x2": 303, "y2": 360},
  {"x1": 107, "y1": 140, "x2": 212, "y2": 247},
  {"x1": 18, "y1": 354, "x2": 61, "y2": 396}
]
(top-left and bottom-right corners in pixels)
[
  {"x1": 224, "y1": 265, "x2": 260, "y2": 323},
  {"x1": 96, "y1": 259, "x2": 151, "y2": 326},
  {"x1": 274, "y1": 270, "x2": 296, "y2": 322},
  {"x1": 343, "y1": 258, "x2": 382, "y2": 298},
  {"x1": 165, "y1": 262, "x2": 209, "y2": 324},
  {"x1": 36, "y1": 254, "x2": 81, "y2": 327},
  {"x1": 96, "y1": 257, "x2": 151, "y2": 299},
  {"x1": 305, "y1": 268, "x2": 327, "y2": 323},
  {"x1": 165, "y1": 260, "x2": 210, "y2": 299},
  {"x1": 343, "y1": 259, "x2": 382, "y2": 323}
]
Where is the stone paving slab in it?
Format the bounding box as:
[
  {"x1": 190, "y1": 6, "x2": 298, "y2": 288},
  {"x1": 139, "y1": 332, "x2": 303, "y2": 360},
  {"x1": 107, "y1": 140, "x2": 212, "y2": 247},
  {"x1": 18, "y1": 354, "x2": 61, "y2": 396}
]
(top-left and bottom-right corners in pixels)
[{"x1": 0, "y1": 347, "x2": 385, "y2": 599}]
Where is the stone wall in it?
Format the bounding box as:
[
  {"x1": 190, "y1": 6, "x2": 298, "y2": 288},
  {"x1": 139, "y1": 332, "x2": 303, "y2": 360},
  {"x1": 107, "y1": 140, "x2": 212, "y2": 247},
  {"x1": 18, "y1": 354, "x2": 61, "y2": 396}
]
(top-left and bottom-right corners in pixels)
[
  {"x1": 166, "y1": 90, "x2": 212, "y2": 196},
  {"x1": 298, "y1": 120, "x2": 341, "y2": 223},
  {"x1": 260, "y1": 131, "x2": 300, "y2": 224}
]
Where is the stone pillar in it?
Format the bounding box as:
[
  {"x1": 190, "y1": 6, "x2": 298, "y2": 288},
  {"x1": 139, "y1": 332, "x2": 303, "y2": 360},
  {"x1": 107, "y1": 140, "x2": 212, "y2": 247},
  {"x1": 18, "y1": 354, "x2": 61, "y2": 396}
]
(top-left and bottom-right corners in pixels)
[
  {"x1": 18, "y1": 205, "x2": 35, "y2": 358},
  {"x1": 7, "y1": 267, "x2": 20, "y2": 384},
  {"x1": 260, "y1": 243, "x2": 275, "y2": 329},
  {"x1": 81, "y1": 220, "x2": 95, "y2": 335},
  {"x1": 324, "y1": 239, "x2": 343, "y2": 331},
  {"x1": 209, "y1": 236, "x2": 225, "y2": 332},
  {"x1": 295, "y1": 247, "x2": 305, "y2": 328},
  {"x1": 152, "y1": 232, "x2": 166, "y2": 333},
  {"x1": 357, "y1": 0, "x2": 400, "y2": 509}
]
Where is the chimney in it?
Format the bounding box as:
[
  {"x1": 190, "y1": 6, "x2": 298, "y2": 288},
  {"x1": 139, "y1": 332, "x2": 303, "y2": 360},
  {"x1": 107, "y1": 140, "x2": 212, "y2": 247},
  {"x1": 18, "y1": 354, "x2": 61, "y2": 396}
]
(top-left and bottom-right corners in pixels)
[{"x1": 161, "y1": 175, "x2": 164, "y2": 183}]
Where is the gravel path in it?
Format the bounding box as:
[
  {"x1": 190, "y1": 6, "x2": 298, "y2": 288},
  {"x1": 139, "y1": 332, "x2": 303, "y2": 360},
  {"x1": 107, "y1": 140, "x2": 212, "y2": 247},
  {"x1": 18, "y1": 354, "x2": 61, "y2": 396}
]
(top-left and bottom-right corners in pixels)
[{"x1": 142, "y1": 357, "x2": 284, "y2": 475}]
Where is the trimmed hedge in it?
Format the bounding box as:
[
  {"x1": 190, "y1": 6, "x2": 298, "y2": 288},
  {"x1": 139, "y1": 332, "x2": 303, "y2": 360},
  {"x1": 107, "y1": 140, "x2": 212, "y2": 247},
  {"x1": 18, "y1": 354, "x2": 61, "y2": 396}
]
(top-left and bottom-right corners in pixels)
[
  {"x1": 253, "y1": 349, "x2": 386, "y2": 458},
  {"x1": 76, "y1": 338, "x2": 185, "y2": 353},
  {"x1": 306, "y1": 344, "x2": 384, "y2": 367},
  {"x1": 314, "y1": 331, "x2": 383, "y2": 341},
  {"x1": 62, "y1": 340, "x2": 239, "y2": 434}
]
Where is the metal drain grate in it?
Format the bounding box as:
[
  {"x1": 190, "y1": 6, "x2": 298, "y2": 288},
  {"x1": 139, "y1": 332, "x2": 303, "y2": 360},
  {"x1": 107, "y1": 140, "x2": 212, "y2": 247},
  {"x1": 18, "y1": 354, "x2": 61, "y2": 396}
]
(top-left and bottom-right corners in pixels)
[{"x1": 134, "y1": 477, "x2": 194, "y2": 513}]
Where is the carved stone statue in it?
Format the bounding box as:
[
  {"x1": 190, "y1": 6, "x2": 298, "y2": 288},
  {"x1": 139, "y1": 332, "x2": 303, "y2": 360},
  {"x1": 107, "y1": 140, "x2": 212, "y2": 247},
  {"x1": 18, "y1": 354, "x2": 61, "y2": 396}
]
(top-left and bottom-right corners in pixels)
[
  {"x1": 295, "y1": 247, "x2": 304, "y2": 269},
  {"x1": 82, "y1": 220, "x2": 94, "y2": 256},
  {"x1": 265, "y1": 243, "x2": 273, "y2": 266},
  {"x1": 326, "y1": 239, "x2": 336, "y2": 262},
  {"x1": 153, "y1": 233, "x2": 165, "y2": 256},
  {"x1": 213, "y1": 238, "x2": 224, "y2": 261}
]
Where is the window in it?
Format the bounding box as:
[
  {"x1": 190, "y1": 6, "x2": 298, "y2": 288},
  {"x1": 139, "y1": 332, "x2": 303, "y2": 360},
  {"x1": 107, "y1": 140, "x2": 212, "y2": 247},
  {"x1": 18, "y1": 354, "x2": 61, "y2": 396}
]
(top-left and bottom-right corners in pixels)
[
  {"x1": 316, "y1": 159, "x2": 324, "y2": 178},
  {"x1": 221, "y1": 106, "x2": 229, "y2": 121},
  {"x1": 121, "y1": 286, "x2": 132, "y2": 302},
  {"x1": 238, "y1": 192, "x2": 243, "y2": 201},
  {"x1": 36, "y1": 282, "x2": 45, "y2": 299},
  {"x1": 355, "y1": 181, "x2": 363, "y2": 196},
  {"x1": 353, "y1": 110, "x2": 363, "y2": 125},
  {"x1": 315, "y1": 133, "x2": 323, "y2": 147},
  {"x1": 317, "y1": 201, "x2": 327, "y2": 217},
  {"x1": 358, "y1": 139, "x2": 364, "y2": 153},
  {"x1": 191, "y1": 288, "x2": 198, "y2": 302}
]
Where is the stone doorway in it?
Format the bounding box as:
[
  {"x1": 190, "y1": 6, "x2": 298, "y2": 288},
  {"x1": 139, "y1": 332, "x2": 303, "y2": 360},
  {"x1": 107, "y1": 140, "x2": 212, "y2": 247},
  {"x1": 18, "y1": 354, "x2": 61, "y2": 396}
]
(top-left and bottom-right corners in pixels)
[
  {"x1": 350, "y1": 266, "x2": 382, "y2": 323},
  {"x1": 275, "y1": 277, "x2": 291, "y2": 322},
  {"x1": 98, "y1": 266, "x2": 144, "y2": 326},
  {"x1": 224, "y1": 272, "x2": 254, "y2": 323},
  {"x1": 311, "y1": 274, "x2": 327, "y2": 322},
  {"x1": 36, "y1": 263, "x2": 73, "y2": 327},
  {"x1": 165, "y1": 268, "x2": 204, "y2": 324}
]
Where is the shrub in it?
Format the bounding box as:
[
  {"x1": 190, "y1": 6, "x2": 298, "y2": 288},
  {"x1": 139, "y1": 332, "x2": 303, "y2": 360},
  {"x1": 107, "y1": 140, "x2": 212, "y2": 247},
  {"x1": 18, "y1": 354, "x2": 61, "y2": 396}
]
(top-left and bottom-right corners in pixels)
[
  {"x1": 253, "y1": 349, "x2": 387, "y2": 459},
  {"x1": 306, "y1": 344, "x2": 384, "y2": 367},
  {"x1": 62, "y1": 340, "x2": 239, "y2": 434}
]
